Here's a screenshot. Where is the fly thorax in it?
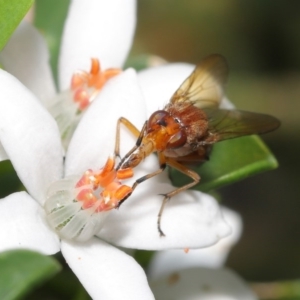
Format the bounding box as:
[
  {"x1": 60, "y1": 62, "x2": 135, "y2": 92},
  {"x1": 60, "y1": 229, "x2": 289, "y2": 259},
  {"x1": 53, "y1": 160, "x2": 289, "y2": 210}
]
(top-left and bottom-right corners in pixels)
[{"x1": 168, "y1": 103, "x2": 209, "y2": 144}]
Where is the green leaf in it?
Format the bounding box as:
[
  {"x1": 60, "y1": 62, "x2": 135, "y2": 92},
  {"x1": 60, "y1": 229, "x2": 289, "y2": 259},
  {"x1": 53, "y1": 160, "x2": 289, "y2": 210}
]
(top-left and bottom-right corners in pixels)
[
  {"x1": 34, "y1": 0, "x2": 70, "y2": 82},
  {"x1": 0, "y1": 0, "x2": 34, "y2": 51},
  {"x1": 125, "y1": 54, "x2": 154, "y2": 71},
  {"x1": 170, "y1": 135, "x2": 278, "y2": 192},
  {"x1": 0, "y1": 160, "x2": 24, "y2": 198},
  {"x1": 133, "y1": 250, "x2": 154, "y2": 271},
  {"x1": 0, "y1": 249, "x2": 61, "y2": 300}
]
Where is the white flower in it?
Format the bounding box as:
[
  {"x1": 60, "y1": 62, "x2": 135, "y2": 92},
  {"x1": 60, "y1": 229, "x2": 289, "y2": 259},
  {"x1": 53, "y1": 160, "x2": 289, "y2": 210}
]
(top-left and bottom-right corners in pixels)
[
  {"x1": 147, "y1": 207, "x2": 243, "y2": 279},
  {"x1": 147, "y1": 208, "x2": 257, "y2": 300},
  {"x1": 0, "y1": 0, "x2": 137, "y2": 147},
  {"x1": 150, "y1": 268, "x2": 257, "y2": 300}
]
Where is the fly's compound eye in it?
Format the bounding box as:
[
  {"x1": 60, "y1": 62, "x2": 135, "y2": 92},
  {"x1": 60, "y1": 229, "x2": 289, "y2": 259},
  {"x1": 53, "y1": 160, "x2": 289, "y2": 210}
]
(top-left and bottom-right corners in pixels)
[
  {"x1": 167, "y1": 130, "x2": 187, "y2": 149},
  {"x1": 148, "y1": 110, "x2": 170, "y2": 131}
]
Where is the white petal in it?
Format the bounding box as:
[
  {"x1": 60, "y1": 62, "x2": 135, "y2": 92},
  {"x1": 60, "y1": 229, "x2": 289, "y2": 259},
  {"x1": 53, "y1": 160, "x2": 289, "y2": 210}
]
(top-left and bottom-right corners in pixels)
[
  {"x1": 0, "y1": 21, "x2": 56, "y2": 106},
  {"x1": 137, "y1": 63, "x2": 195, "y2": 117},
  {"x1": 61, "y1": 238, "x2": 154, "y2": 300},
  {"x1": 97, "y1": 179, "x2": 231, "y2": 250},
  {"x1": 151, "y1": 268, "x2": 257, "y2": 300},
  {"x1": 0, "y1": 70, "x2": 63, "y2": 203},
  {"x1": 59, "y1": 0, "x2": 136, "y2": 90},
  {"x1": 147, "y1": 207, "x2": 242, "y2": 279},
  {"x1": 65, "y1": 69, "x2": 147, "y2": 176},
  {"x1": 0, "y1": 192, "x2": 60, "y2": 254}
]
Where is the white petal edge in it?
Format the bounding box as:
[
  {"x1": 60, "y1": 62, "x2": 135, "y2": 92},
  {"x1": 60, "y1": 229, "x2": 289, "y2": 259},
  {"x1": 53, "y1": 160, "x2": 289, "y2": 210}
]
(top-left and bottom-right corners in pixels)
[
  {"x1": 65, "y1": 68, "x2": 147, "y2": 176},
  {"x1": 138, "y1": 63, "x2": 235, "y2": 116},
  {"x1": 0, "y1": 142, "x2": 8, "y2": 161},
  {"x1": 59, "y1": 0, "x2": 136, "y2": 90},
  {"x1": 0, "y1": 21, "x2": 56, "y2": 107},
  {"x1": 0, "y1": 192, "x2": 60, "y2": 254},
  {"x1": 150, "y1": 268, "x2": 257, "y2": 300},
  {"x1": 0, "y1": 70, "x2": 63, "y2": 204},
  {"x1": 97, "y1": 179, "x2": 231, "y2": 250},
  {"x1": 61, "y1": 238, "x2": 154, "y2": 300},
  {"x1": 147, "y1": 207, "x2": 242, "y2": 279}
]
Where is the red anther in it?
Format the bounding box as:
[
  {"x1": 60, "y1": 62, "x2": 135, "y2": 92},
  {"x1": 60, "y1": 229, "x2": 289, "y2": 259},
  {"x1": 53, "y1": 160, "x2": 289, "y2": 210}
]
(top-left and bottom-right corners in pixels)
[
  {"x1": 71, "y1": 72, "x2": 86, "y2": 90},
  {"x1": 73, "y1": 88, "x2": 88, "y2": 102},
  {"x1": 76, "y1": 188, "x2": 98, "y2": 209},
  {"x1": 75, "y1": 169, "x2": 95, "y2": 188}
]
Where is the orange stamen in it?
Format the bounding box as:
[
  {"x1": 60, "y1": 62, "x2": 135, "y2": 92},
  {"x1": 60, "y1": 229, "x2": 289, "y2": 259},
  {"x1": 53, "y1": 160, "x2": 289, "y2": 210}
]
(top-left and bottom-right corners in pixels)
[
  {"x1": 70, "y1": 58, "x2": 122, "y2": 111},
  {"x1": 74, "y1": 156, "x2": 134, "y2": 213},
  {"x1": 90, "y1": 58, "x2": 100, "y2": 75},
  {"x1": 103, "y1": 68, "x2": 122, "y2": 81},
  {"x1": 95, "y1": 157, "x2": 117, "y2": 187},
  {"x1": 117, "y1": 168, "x2": 134, "y2": 180},
  {"x1": 115, "y1": 185, "x2": 132, "y2": 200},
  {"x1": 101, "y1": 156, "x2": 115, "y2": 174}
]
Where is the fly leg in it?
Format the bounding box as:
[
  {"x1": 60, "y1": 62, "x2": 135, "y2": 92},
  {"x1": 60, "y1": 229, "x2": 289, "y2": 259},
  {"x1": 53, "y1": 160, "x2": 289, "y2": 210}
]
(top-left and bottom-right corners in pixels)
[
  {"x1": 114, "y1": 117, "x2": 147, "y2": 169},
  {"x1": 157, "y1": 157, "x2": 200, "y2": 236},
  {"x1": 114, "y1": 117, "x2": 140, "y2": 159},
  {"x1": 116, "y1": 152, "x2": 167, "y2": 208}
]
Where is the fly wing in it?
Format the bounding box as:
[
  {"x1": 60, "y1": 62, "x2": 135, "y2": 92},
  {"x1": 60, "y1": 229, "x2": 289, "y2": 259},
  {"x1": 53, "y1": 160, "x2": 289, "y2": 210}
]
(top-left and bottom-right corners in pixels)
[
  {"x1": 202, "y1": 108, "x2": 280, "y2": 143},
  {"x1": 170, "y1": 54, "x2": 228, "y2": 108}
]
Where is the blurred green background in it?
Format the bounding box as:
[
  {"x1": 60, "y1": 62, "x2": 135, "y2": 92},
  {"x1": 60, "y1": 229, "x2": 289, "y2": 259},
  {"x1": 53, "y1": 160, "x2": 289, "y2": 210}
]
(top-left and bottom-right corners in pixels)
[{"x1": 133, "y1": 0, "x2": 300, "y2": 287}]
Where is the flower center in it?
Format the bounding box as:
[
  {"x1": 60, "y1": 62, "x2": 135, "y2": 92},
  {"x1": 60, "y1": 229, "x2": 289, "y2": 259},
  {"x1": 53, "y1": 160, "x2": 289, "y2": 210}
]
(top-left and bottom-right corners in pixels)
[
  {"x1": 71, "y1": 58, "x2": 122, "y2": 111},
  {"x1": 48, "y1": 58, "x2": 122, "y2": 149},
  {"x1": 45, "y1": 156, "x2": 133, "y2": 241},
  {"x1": 74, "y1": 156, "x2": 133, "y2": 212}
]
